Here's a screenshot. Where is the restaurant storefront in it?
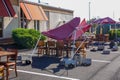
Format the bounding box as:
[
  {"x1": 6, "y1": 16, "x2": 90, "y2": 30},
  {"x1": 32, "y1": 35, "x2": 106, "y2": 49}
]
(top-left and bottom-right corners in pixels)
[{"x1": 0, "y1": 0, "x2": 73, "y2": 40}]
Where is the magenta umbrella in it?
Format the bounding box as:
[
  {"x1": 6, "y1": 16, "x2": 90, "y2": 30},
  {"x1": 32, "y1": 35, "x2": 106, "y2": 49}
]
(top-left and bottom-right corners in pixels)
[
  {"x1": 42, "y1": 17, "x2": 80, "y2": 58},
  {"x1": 42, "y1": 17, "x2": 80, "y2": 40}
]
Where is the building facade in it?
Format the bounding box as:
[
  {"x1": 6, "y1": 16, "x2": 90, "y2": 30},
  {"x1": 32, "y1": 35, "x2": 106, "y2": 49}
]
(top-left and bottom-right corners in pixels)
[
  {"x1": 0, "y1": 0, "x2": 73, "y2": 39},
  {"x1": 0, "y1": 0, "x2": 19, "y2": 38}
]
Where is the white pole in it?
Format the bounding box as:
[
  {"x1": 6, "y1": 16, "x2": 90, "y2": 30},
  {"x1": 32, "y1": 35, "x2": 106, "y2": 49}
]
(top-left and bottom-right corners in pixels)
[
  {"x1": 71, "y1": 29, "x2": 77, "y2": 59},
  {"x1": 29, "y1": 34, "x2": 42, "y2": 61}
]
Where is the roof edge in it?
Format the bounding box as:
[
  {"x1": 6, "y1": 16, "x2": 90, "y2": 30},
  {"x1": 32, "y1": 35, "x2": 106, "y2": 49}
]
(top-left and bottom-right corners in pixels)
[{"x1": 20, "y1": 0, "x2": 74, "y2": 13}]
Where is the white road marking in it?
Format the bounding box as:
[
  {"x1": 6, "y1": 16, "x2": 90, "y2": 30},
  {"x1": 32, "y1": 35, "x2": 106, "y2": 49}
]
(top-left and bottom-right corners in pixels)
[
  {"x1": 17, "y1": 69, "x2": 80, "y2": 80},
  {"x1": 92, "y1": 59, "x2": 111, "y2": 63}
]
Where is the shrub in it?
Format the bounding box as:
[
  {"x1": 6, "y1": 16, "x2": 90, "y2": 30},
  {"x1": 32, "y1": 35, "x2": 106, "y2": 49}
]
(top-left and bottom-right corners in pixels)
[
  {"x1": 109, "y1": 29, "x2": 120, "y2": 40},
  {"x1": 12, "y1": 28, "x2": 46, "y2": 49},
  {"x1": 109, "y1": 30, "x2": 116, "y2": 40}
]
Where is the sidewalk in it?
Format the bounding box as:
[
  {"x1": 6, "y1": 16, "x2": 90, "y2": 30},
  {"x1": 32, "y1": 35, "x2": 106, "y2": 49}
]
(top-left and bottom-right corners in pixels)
[{"x1": 17, "y1": 49, "x2": 37, "y2": 61}]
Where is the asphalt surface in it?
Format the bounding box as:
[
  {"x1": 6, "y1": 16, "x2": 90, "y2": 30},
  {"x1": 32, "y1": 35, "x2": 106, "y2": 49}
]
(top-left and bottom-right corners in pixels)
[{"x1": 5, "y1": 43, "x2": 120, "y2": 80}]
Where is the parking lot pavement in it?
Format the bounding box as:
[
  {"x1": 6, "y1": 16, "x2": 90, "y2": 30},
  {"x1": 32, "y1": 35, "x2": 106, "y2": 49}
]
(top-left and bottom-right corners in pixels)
[
  {"x1": 12, "y1": 70, "x2": 78, "y2": 80},
  {"x1": 89, "y1": 53, "x2": 120, "y2": 80},
  {"x1": 9, "y1": 71, "x2": 69, "y2": 80},
  {"x1": 9, "y1": 45, "x2": 120, "y2": 80},
  {"x1": 10, "y1": 62, "x2": 108, "y2": 80}
]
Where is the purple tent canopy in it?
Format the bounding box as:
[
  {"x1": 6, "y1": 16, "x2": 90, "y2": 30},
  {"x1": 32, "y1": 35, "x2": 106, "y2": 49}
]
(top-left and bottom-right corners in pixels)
[
  {"x1": 93, "y1": 17, "x2": 116, "y2": 24},
  {"x1": 42, "y1": 17, "x2": 80, "y2": 40}
]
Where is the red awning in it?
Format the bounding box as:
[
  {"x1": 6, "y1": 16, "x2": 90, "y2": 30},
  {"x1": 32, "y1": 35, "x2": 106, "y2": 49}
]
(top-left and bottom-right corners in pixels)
[{"x1": 0, "y1": 0, "x2": 17, "y2": 17}]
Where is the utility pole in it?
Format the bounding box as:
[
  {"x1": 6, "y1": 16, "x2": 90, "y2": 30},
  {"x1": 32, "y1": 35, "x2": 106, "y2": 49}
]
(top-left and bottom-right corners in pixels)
[
  {"x1": 89, "y1": 1, "x2": 91, "y2": 33},
  {"x1": 38, "y1": 0, "x2": 40, "y2": 3},
  {"x1": 89, "y1": 2, "x2": 91, "y2": 23},
  {"x1": 113, "y1": 11, "x2": 115, "y2": 19}
]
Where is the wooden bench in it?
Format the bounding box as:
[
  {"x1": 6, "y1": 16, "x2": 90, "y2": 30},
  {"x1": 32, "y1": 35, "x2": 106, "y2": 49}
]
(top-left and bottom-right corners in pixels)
[{"x1": 0, "y1": 38, "x2": 15, "y2": 45}]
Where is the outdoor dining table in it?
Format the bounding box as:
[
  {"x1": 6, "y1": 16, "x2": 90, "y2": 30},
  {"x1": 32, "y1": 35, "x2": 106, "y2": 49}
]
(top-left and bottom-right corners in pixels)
[
  {"x1": 0, "y1": 51, "x2": 15, "y2": 80},
  {"x1": 0, "y1": 51, "x2": 15, "y2": 57}
]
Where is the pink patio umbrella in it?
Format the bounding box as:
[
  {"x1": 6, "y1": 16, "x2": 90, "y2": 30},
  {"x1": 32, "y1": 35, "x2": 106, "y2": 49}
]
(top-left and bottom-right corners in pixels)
[
  {"x1": 70, "y1": 19, "x2": 91, "y2": 58},
  {"x1": 71, "y1": 18, "x2": 91, "y2": 40}
]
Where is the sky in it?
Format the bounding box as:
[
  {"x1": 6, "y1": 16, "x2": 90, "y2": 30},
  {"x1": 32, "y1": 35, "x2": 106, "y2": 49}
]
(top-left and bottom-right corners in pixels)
[{"x1": 28, "y1": 0, "x2": 120, "y2": 21}]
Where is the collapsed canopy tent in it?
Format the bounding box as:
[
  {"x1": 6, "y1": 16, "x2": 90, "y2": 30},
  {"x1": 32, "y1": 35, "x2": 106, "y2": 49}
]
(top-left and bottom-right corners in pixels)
[
  {"x1": 92, "y1": 17, "x2": 116, "y2": 34},
  {"x1": 42, "y1": 17, "x2": 80, "y2": 40},
  {"x1": 93, "y1": 17, "x2": 116, "y2": 24},
  {"x1": 42, "y1": 17, "x2": 91, "y2": 40}
]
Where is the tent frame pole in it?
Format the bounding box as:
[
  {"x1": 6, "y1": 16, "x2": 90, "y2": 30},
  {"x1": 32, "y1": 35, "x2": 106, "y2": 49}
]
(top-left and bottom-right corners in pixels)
[{"x1": 29, "y1": 35, "x2": 42, "y2": 61}]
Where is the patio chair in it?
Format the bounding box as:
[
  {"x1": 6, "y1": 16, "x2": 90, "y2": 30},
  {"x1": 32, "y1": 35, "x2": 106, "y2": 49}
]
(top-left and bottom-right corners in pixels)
[
  {"x1": 0, "y1": 65, "x2": 4, "y2": 80},
  {"x1": 37, "y1": 41, "x2": 47, "y2": 56},
  {"x1": 75, "y1": 41, "x2": 86, "y2": 58},
  {"x1": 2, "y1": 48, "x2": 18, "y2": 80},
  {"x1": 104, "y1": 34, "x2": 109, "y2": 42},
  {"x1": 0, "y1": 47, "x2": 4, "y2": 51},
  {"x1": 0, "y1": 47, "x2": 4, "y2": 60},
  {"x1": 47, "y1": 41, "x2": 56, "y2": 56},
  {"x1": 56, "y1": 40, "x2": 65, "y2": 57}
]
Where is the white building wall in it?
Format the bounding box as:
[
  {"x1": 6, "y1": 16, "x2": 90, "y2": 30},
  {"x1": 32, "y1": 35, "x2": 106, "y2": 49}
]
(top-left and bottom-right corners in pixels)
[
  {"x1": 40, "y1": 21, "x2": 47, "y2": 32},
  {"x1": 3, "y1": 5, "x2": 19, "y2": 38},
  {"x1": 27, "y1": 20, "x2": 47, "y2": 32},
  {"x1": 49, "y1": 12, "x2": 73, "y2": 29},
  {"x1": 3, "y1": 17, "x2": 18, "y2": 38},
  {"x1": 27, "y1": 20, "x2": 34, "y2": 29}
]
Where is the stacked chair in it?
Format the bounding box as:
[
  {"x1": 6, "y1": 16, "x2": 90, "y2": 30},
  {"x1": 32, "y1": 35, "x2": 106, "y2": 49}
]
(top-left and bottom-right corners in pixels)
[
  {"x1": 0, "y1": 65, "x2": 4, "y2": 80},
  {"x1": 56, "y1": 40, "x2": 65, "y2": 57},
  {"x1": 47, "y1": 41, "x2": 56, "y2": 56},
  {"x1": 37, "y1": 41, "x2": 47, "y2": 56}
]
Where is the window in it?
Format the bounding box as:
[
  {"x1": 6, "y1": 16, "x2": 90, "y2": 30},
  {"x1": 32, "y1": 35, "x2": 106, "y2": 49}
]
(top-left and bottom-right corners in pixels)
[
  {"x1": 20, "y1": 8, "x2": 28, "y2": 28},
  {"x1": 34, "y1": 20, "x2": 40, "y2": 31}
]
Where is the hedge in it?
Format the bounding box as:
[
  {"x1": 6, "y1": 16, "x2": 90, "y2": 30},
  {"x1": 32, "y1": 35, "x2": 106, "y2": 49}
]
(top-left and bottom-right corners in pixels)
[{"x1": 12, "y1": 28, "x2": 46, "y2": 49}]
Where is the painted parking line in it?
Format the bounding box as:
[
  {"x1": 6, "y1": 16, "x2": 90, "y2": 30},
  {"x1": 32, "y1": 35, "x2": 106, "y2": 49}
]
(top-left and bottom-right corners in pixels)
[
  {"x1": 17, "y1": 69, "x2": 80, "y2": 80},
  {"x1": 111, "y1": 51, "x2": 120, "y2": 54},
  {"x1": 92, "y1": 59, "x2": 111, "y2": 63}
]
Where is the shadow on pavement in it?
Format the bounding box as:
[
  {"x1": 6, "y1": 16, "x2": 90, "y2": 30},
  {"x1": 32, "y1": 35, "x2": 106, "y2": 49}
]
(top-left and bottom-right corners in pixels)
[
  {"x1": 17, "y1": 55, "x2": 66, "y2": 74},
  {"x1": 31, "y1": 56, "x2": 64, "y2": 71}
]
